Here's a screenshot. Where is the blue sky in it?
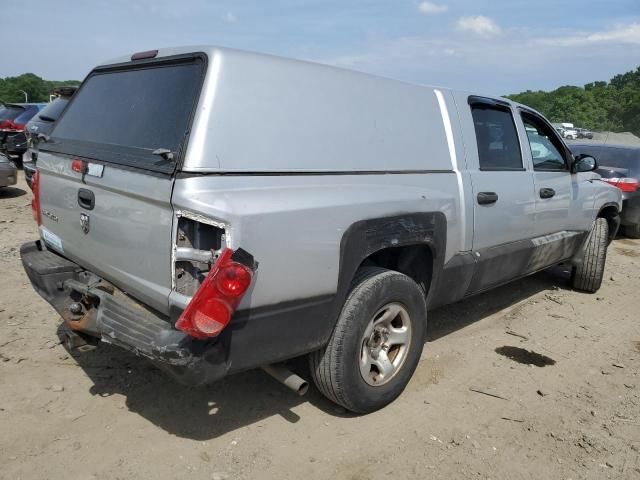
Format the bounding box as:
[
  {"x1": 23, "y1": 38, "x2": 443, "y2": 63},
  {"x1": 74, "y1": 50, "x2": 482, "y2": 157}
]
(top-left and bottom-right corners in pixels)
[{"x1": 2, "y1": 0, "x2": 639, "y2": 94}]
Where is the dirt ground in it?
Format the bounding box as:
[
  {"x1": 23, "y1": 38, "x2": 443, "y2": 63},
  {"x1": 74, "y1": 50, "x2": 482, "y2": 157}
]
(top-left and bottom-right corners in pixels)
[{"x1": 1, "y1": 171, "x2": 639, "y2": 480}]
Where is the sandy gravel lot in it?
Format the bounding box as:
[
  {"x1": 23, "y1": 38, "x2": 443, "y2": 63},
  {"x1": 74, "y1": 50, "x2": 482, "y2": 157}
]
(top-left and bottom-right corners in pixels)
[{"x1": 1, "y1": 171, "x2": 639, "y2": 480}]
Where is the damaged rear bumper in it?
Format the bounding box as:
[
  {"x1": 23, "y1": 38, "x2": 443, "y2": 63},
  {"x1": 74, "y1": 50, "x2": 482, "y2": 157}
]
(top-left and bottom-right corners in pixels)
[{"x1": 20, "y1": 241, "x2": 229, "y2": 385}]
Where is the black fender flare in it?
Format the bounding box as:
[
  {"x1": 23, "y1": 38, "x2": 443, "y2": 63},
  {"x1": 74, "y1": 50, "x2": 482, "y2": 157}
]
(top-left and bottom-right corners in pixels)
[
  {"x1": 333, "y1": 212, "x2": 448, "y2": 318},
  {"x1": 598, "y1": 201, "x2": 620, "y2": 215},
  {"x1": 597, "y1": 201, "x2": 621, "y2": 241}
]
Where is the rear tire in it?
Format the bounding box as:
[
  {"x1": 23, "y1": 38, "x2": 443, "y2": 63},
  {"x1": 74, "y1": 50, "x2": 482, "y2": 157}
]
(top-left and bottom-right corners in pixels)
[
  {"x1": 571, "y1": 218, "x2": 609, "y2": 293},
  {"x1": 623, "y1": 224, "x2": 640, "y2": 239},
  {"x1": 309, "y1": 267, "x2": 427, "y2": 413}
]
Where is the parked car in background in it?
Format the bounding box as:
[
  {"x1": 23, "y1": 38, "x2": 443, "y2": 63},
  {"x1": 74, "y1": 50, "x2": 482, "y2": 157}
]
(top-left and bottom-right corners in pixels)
[
  {"x1": 0, "y1": 153, "x2": 18, "y2": 187},
  {"x1": 23, "y1": 87, "x2": 77, "y2": 189},
  {"x1": 3, "y1": 127, "x2": 29, "y2": 161},
  {"x1": 562, "y1": 128, "x2": 579, "y2": 140},
  {"x1": 553, "y1": 123, "x2": 582, "y2": 139},
  {"x1": 554, "y1": 126, "x2": 577, "y2": 139},
  {"x1": 0, "y1": 104, "x2": 28, "y2": 147},
  {"x1": 0, "y1": 103, "x2": 46, "y2": 166},
  {"x1": 570, "y1": 143, "x2": 640, "y2": 238},
  {"x1": 576, "y1": 128, "x2": 594, "y2": 139}
]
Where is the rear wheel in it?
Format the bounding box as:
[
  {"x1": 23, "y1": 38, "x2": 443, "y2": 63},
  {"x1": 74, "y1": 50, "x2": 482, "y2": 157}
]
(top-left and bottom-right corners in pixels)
[
  {"x1": 623, "y1": 224, "x2": 640, "y2": 239},
  {"x1": 571, "y1": 218, "x2": 609, "y2": 293},
  {"x1": 309, "y1": 267, "x2": 426, "y2": 413}
]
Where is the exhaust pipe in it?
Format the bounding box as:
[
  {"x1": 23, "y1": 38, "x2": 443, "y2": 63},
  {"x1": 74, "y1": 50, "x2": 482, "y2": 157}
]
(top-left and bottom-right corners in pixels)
[{"x1": 261, "y1": 363, "x2": 309, "y2": 396}]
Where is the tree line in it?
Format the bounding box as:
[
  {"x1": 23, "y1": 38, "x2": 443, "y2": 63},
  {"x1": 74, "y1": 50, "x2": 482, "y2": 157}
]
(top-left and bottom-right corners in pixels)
[
  {"x1": 0, "y1": 73, "x2": 79, "y2": 104},
  {"x1": 507, "y1": 66, "x2": 640, "y2": 136}
]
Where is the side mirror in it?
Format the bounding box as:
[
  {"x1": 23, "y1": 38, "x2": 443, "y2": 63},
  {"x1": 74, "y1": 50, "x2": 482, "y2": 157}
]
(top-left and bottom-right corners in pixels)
[{"x1": 572, "y1": 154, "x2": 597, "y2": 173}]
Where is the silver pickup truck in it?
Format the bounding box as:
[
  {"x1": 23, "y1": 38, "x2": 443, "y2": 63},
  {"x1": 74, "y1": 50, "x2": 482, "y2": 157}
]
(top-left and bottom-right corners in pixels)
[{"x1": 21, "y1": 46, "x2": 621, "y2": 413}]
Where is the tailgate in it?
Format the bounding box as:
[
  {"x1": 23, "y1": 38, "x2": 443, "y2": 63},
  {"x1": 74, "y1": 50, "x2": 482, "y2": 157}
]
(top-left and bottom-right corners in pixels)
[
  {"x1": 35, "y1": 53, "x2": 205, "y2": 315},
  {"x1": 37, "y1": 153, "x2": 174, "y2": 314}
]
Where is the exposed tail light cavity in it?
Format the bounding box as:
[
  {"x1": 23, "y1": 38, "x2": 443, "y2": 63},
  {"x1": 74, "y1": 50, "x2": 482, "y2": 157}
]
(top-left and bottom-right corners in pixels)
[{"x1": 174, "y1": 215, "x2": 226, "y2": 297}]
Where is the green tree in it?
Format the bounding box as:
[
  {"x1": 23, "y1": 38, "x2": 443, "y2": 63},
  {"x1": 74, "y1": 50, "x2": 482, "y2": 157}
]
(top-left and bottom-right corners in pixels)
[
  {"x1": 507, "y1": 66, "x2": 640, "y2": 136},
  {"x1": 0, "y1": 73, "x2": 79, "y2": 104}
]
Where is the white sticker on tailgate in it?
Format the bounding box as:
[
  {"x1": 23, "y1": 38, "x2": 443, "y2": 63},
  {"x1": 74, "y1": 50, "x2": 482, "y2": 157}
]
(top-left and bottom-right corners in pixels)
[
  {"x1": 41, "y1": 227, "x2": 64, "y2": 253},
  {"x1": 87, "y1": 163, "x2": 104, "y2": 178}
]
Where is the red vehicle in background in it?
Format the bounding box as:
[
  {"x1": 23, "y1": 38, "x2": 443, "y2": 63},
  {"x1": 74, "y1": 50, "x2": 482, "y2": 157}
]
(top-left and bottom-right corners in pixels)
[{"x1": 0, "y1": 103, "x2": 46, "y2": 167}]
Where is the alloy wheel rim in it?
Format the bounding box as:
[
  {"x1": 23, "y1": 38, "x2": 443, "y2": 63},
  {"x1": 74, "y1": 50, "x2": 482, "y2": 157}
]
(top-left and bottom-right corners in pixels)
[{"x1": 359, "y1": 302, "x2": 412, "y2": 386}]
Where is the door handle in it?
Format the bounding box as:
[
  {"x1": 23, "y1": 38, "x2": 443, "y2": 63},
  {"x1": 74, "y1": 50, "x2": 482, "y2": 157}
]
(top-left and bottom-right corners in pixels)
[
  {"x1": 77, "y1": 188, "x2": 95, "y2": 210},
  {"x1": 539, "y1": 188, "x2": 556, "y2": 199},
  {"x1": 477, "y1": 192, "x2": 499, "y2": 205}
]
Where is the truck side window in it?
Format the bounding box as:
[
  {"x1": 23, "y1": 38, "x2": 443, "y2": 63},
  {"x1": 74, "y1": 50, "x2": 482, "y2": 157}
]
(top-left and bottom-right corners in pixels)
[
  {"x1": 471, "y1": 105, "x2": 523, "y2": 170},
  {"x1": 521, "y1": 112, "x2": 568, "y2": 171}
]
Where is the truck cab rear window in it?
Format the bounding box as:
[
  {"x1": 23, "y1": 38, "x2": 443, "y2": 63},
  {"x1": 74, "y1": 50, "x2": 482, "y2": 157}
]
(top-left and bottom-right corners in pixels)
[
  {"x1": 48, "y1": 58, "x2": 204, "y2": 173},
  {"x1": 471, "y1": 105, "x2": 523, "y2": 171}
]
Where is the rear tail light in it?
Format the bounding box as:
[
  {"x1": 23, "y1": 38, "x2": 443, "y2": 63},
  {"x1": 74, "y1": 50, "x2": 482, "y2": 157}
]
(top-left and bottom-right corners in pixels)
[
  {"x1": 602, "y1": 177, "x2": 639, "y2": 193},
  {"x1": 0, "y1": 120, "x2": 24, "y2": 131},
  {"x1": 31, "y1": 170, "x2": 41, "y2": 225},
  {"x1": 175, "y1": 248, "x2": 257, "y2": 339}
]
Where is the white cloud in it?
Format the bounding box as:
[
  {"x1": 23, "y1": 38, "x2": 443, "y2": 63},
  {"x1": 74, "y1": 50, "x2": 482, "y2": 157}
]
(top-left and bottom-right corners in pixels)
[
  {"x1": 223, "y1": 11, "x2": 237, "y2": 23},
  {"x1": 456, "y1": 15, "x2": 501, "y2": 37},
  {"x1": 537, "y1": 22, "x2": 640, "y2": 46},
  {"x1": 329, "y1": 36, "x2": 456, "y2": 71},
  {"x1": 417, "y1": 2, "x2": 448, "y2": 15},
  {"x1": 320, "y1": 21, "x2": 640, "y2": 93}
]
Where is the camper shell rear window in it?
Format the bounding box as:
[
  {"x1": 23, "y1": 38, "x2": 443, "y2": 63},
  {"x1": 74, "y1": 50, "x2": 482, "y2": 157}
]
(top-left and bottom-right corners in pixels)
[{"x1": 44, "y1": 54, "x2": 206, "y2": 174}]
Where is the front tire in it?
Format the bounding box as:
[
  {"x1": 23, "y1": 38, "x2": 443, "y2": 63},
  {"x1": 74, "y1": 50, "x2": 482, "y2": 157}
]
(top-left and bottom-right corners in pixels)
[
  {"x1": 571, "y1": 218, "x2": 609, "y2": 292},
  {"x1": 309, "y1": 267, "x2": 427, "y2": 413}
]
